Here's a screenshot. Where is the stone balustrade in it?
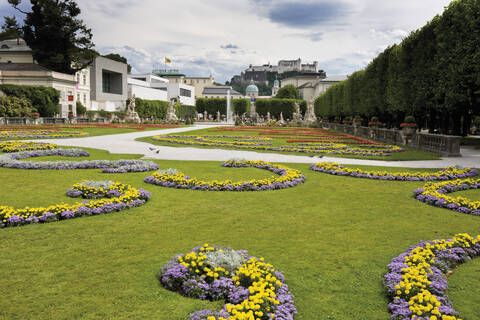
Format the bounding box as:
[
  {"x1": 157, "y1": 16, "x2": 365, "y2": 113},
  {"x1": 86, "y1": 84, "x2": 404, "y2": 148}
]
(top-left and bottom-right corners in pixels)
[{"x1": 320, "y1": 122, "x2": 462, "y2": 157}]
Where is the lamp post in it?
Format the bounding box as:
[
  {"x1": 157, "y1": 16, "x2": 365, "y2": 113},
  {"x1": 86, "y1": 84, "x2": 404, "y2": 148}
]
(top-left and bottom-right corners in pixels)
[{"x1": 227, "y1": 89, "x2": 233, "y2": 123}]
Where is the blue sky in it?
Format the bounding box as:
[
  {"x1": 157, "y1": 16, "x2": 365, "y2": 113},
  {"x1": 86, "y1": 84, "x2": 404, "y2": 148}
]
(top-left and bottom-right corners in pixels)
[{"x1": 0, "y1": 0, "x2": 453, "y2": 83}]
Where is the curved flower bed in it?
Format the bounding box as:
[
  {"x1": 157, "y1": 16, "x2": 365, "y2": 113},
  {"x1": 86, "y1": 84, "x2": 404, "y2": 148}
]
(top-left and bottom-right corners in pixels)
[
  {"x1": 384, "y1": 233, "x2": 480, "y2": 320},
  {"x1": 0, "y1": 129, "x2": 88, "y2": 139},
  {"x1": 0, "y1": 148, "x2": 159, "y2": 173},
  {"x1": 159, "y1": 244, "x2": 296, "y2": 320},
  {"x1": 66, "y1": 180, "x2": 127, "y2": 199},
  {"x1": 151, "y1": 135, "x2": 402, "y2": 156},
  {"x1": 0, "y1": 141, "x2": 58, "y2": 152},
  {"x1": 144, "y1": 160, "x2": 305, "y2": 191},
  {"x1": 311, "y1": 162, "x2": 478, "y2": 181},
  {"x1": 1, "y1": 181, "x2": 151, "y2": 228},
  {"x1": 414, "y1": 178, "x2": 480, "y2": 215}
]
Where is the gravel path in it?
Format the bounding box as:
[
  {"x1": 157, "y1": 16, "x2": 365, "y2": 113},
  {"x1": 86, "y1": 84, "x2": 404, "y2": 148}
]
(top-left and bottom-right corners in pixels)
[{"x1": 32, "y1": 124, "x2": 480, "y2": 168}]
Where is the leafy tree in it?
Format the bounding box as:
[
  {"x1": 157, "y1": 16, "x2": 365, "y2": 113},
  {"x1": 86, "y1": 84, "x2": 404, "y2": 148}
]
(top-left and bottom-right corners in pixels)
[
  {"x1": 103, "y1": 53, "x2": 132, "y2": 73},
  {"x1": 0, "y1": 16, "x2": 23, "y2": 41},
  {"x1": 275, "y1": 84, "x2": 299, "y2": 99},
  {"x1": 8, "y1": 0, "x2": 97, "y2": 74},
  {"x1": 75, "y1": 100, "x2": 86, "y2": 116}
]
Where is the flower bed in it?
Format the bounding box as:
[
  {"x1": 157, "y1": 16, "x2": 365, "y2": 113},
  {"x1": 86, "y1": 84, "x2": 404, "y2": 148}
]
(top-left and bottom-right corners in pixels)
[
  {"x1": 0, "y1": 129, "x2": 89, "y2": 140},
  {"x1": 159, "y1": 244, "x2": 296, "y2": 320},
  {"x1": 414, "y1": 178, "x2": 480, "y2": 215},
  {"x1": 144, "y1": 160, "x2": 305, "y2": 191},
  {"x1": 0, "y1": 148, "x2": 159, "y2": 173},
  {"x1": 151, "y1": 135, "x2": 401, "y2": 156},
  {"x1": 1, "y1": 181, "x2": 151, "y2": 228},
  {"x1": 384, "y1": 233, "x2": 480, "y2": 320},
  {"x1": 0, "y1": 141, "x2": 58, "y2": 152},
  {"x1": 311, "y1": 162, "x2": 478, "y2": 181}
]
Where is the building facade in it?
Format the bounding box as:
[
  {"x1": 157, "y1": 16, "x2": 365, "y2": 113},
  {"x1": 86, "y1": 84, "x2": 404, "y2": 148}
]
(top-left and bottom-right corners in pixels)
[
  {"x1": 152, "y1": 69, "x2": 214, "y2": 99},
  {"x1": 89, "y1": 56, "x2": 128, "y2": 112},
  {"x1": 281, "y1": 75, "x2": 348, "y2": 102},
  {"x1": 202, "y1": 86, "x2": 243, "y2": 99},
  {"x1": 128, "y1": 74, "x2": 169, "y2": 101}
]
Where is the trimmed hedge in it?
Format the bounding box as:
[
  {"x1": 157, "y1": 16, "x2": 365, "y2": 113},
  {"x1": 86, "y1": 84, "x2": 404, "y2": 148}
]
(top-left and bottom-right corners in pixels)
[
  {"x1": 0, "y1": 96, "x2": 35, "y2": 117},
  {"x1": 255, "y1": 99, "x2": 306, "y2": 120},
  {"x1": 175, "y1": 104, "x2": 196, "y2": 120},
  {"x1": 0, "y1": 84, "x2": 60, "y2": 116},
  {"x1": 135, "y1": 98, "x2": 169, "y2": 119},
  {"x1": 196, "y1": 98, "x2": 250, "y2": 115}
]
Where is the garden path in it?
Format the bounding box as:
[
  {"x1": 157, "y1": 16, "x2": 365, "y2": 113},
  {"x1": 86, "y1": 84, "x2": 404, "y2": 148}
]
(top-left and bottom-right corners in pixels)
[{"x1": 33, "y1": 124, "x2": 480, "y2": 168}]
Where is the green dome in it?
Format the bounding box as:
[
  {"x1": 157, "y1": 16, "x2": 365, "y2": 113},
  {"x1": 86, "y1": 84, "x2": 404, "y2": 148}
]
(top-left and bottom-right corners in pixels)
[
  {"x1": 274, "y1": 79, "x2": 279, "y2": 87},
  {"x1": 246, "y1": 84, "x2": 259, "y2": 92}
]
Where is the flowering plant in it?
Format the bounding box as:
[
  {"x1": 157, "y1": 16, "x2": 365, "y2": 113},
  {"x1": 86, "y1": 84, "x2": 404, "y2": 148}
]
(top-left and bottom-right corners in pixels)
[
  {"x1": 159, "y1": 244, "x2": 296, "y2": 320},
  {"x1": 310, "y1": 162, "x2": 478, "y2": 181},
  {"x1": 0, "y1": 141, "x2": 58, "y2": 153},
  {"x1": 0, "y1": 148, "x2": 159, "y2": 173},
  {"x1": 414, "y1": 178, "x2": 480, "y2": 215},
  {"x1": 384, "y1": 233, "x2": 480, "y2": 320},
  {"x1": 144, "y1": 160, "x2": 305, "y2": 191},
  {"x1": 1, "y1": 181, "x2": 151, "y2": 228},
  {"x1": 0, "y1": 129, "x2": 88, "y2": 140}
]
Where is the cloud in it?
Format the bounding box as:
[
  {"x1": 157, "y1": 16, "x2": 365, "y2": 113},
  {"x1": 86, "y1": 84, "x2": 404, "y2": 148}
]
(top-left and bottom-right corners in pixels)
[
  {"x1": 220, "y1": 44, "x2": 239, "y2": 49},
  {"x1": 289, "y1": 31, "x2": 324, "y2": 42},
  {"x1": 254, "y1": 1, "x2": 351, "y2": 28}
]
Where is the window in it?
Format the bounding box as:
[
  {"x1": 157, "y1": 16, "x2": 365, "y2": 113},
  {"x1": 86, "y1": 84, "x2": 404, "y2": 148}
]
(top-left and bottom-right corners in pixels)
[
  {"x1": 83, "y1": 74, "x2": 87, "y2": 86},
  {"x1": 83, "y1": 94, "x2": 87, "y2": 104},
  {"x1": 203, "y1": 80, "x2": 206, "y2": 83},
  {"x1": 196, "y1": 79, "x2": 199, "y2": 84},
  {"x1": 184, "y1": 80, "x2": 187, "y2": 84},
  {"x1": 76, "y1": 74, "x2": 80, "y2": 82},
  {"x1": 180, "y1": 88, "x2": 191, "y2": 97},
  {"x1": 102, "y1": 70, "x2": 123, "y2": 94},
  {"x1": 175, "y1": 79, "x2": 178, "y2": 83},
  {"x1": 77, "y1": 93, "x2": 80, "y2": 101}
]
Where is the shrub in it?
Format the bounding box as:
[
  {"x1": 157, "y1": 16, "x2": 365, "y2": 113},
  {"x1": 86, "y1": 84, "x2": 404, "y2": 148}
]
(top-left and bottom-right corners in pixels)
[
  {"x1": 0, "y1": 96, "x2": 35, "y2": 117},
  {"x1": 76, "y1": 101, "x2": 87, "y2": 116},
  {"x1": 135, "y1": 98, "x2": 169, "y2": 119},
  {"x1": 255, "y1": 99, "x2": 306, "y2": 119},
  {"x1": 196, "y1": 98, "x2": 250, "y2": 116},
  {"x1": 0, "y1": 84, "x2": 60, "y2": 116},
  {"x1": 174, "y1": 103, "x2": 196, "y2": 120}
]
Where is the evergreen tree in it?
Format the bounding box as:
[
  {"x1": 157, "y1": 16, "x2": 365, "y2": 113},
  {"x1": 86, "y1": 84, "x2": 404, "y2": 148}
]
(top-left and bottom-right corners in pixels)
[
  {"x1": 0, "y1": 16, "x2": 23, "y2": 41},
  {"x1": 8, "y1": 0, "x2": 97, "y2": 74}
]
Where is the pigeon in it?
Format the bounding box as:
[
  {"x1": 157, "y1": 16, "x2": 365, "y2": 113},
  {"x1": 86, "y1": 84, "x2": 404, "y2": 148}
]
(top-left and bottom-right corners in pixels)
[
  {"x1": 149, "y1": 147, "x2": 155, "y2": 151},
  {"x1": 156, "y1": 150, "x2": 160, "y2": 154}
]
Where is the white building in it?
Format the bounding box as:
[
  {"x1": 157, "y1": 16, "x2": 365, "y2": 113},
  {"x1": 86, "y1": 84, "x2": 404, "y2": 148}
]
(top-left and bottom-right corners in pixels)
[
  {"x1": 281, "y1": 74, "x2": 348, "y2": 102},
  {"x1": 202, "y1": 86, "x2": 243, "y2": 99},
  {"x1": 128, "y1": 74, "x2": 169, "y2": 101}
]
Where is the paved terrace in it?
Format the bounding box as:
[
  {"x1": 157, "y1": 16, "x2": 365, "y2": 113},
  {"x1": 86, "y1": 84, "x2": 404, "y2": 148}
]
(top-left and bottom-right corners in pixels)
[{"x1": 33, "y1": 124, "x2": 480, "y2": 168}]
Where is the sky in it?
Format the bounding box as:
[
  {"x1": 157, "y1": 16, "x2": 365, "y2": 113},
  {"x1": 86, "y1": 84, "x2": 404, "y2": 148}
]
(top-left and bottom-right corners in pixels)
[{"x1": 0, "y1": 0, "x2": 454, "y2": 83}]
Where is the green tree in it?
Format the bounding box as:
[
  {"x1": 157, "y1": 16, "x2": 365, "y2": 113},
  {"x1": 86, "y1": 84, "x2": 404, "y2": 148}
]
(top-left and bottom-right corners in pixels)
[
  {"x1": 275, "y1": 84, "x2": 299, "y2": 99},
  {"x1": 76, "y1": 100, "x2": 86, "y2": 116},
  {"x1": 8, "y1": 0, "x2": 97, "y2": 74},
  {"x1": 103, "y1": 53, "x2": 132, "y2": 73},
  {"x1": 0, "y1": 16, "x2": 23, "y2": 41}
]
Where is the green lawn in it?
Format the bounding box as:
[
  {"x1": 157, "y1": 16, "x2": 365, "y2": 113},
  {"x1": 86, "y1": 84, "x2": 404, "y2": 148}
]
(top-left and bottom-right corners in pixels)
[
  {"x1": 0, "y1": 148, "x2": 478, "y2": 319},
  {"x1": 137, "y1": 126, "x2": 441, "y2": 161}
]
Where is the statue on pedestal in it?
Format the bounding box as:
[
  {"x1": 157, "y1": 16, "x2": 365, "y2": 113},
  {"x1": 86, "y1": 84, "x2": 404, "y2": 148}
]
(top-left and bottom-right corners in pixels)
[
  {"x1": 125, "y1": 94, "x2": 141, "y2": 123},
  {"x1": 303, "y1": 98, "x2": 317, "y2": 125},
  {"x1": 217, "y1": 111, "x2": 221, "y2": 122},
  {"x1": 267, "y1": 112, "x2": 271, "y2": 122},
  {"x1": 166, "y1": 97, "x2": 178, "y2": 121},
  {"x1": 292, "y1": 102, "x2": 303, "y2": 122},
  {"x1": 279, "y1": 112, "x2": 286, "y2": 125}
]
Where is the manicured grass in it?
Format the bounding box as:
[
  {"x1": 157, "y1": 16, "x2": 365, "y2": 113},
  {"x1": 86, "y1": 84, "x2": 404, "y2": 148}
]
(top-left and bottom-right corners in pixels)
[
  {"x1": 449, "y1": 258, "x2": 480, "y2": 320},
  {"x1": 0, "y1": 148, "x2": 478, "y2": 319},
  {"x1": 137, "y1": 126, "x2": 442, "y2": 161}
]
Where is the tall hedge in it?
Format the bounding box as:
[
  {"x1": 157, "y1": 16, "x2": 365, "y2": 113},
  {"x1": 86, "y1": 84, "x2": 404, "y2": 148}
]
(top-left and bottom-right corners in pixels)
[
  {"x1": 174, "y1": 104, "x2": 196, "y2": 119},
  {"x1": 0, "y1": 84, "x2": 60, "y2": 116},
  {"x1": 196, "y1": 98, "x2": 251, "y2": 115},
  {"x1": 314, "y1": 0, "x2": 480, "y2": 135},
  {"x1": 135, "y1": 98, "x2": 169, "y2": 118},
  {"x1": 255, "y1": 99, "x2": 306, "y2": 120},
  {"x1": 0, "y1": 96, "x2": 35, "y2": 117}
]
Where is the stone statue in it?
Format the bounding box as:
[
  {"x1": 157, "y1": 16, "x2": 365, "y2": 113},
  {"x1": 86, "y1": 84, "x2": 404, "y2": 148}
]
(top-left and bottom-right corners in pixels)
[
  {"x1": 216, "y1": 111, "x2": 221, "y2": 122},
  {"x1": 292, "y1": 102, "x2": 303, "y2": 122},
  {"x1": 267, "y1": 112, "x2": 271, "y2": 122},
  {"x1": 166, "y1": 97, "x2": 178, "y2": 121},
  {"x1": 203, "y1": 110, "x2": 208, "y2": 121},
  {"x1": 125, "y1": 94, "x2": 141, "y2": 123},
  {"x1": 279, "y1": 112, "x2": 286, "y2": 124},
  {"x1": 303, "y1": 98, "x2": 317, "y2": 125}
]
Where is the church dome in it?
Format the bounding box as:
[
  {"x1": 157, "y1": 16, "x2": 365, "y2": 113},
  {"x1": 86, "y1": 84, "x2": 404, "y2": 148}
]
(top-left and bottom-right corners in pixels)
[{"x1": 246, "y1": 84, "x2": 259, "y2": 92}]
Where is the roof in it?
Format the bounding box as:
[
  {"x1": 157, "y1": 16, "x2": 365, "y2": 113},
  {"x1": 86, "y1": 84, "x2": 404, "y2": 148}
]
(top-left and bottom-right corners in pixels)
[
  {"x1": 321, "y1": 75, "x2": 348, "y2": 82},
  {"x1": 0, "y1": 63, "x2": 50, "y2": 72},
  {"x1": 0, "y1": 39, "x2": 31, "y2": 52},
  {"x1": 202, "y1": 87, "x2": 242, "y2": 95},
  {"x1": 298, "y1": 82, "x2": 315, "y2": 89},
  {"x1": 246, "y1": 84, "x2": 259, "y2": 92}
]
